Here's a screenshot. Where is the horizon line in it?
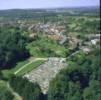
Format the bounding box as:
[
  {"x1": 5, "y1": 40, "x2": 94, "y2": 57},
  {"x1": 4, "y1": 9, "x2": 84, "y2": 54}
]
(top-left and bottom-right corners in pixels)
[{"x1": 0, "y1": 5, "x2": 99, "y2": 10}]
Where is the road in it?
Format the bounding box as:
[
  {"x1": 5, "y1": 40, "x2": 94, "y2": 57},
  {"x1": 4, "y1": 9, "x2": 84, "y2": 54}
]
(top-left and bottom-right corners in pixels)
[
  {"x1": 67, "y1": 50, "x2": 80, "y2": 59},
  {"x1": 14, "y1": 49, "x2": 81, "y2": 75},
  {"x1": 14, "y1": 48, "x2": 81, "y2": 75}
]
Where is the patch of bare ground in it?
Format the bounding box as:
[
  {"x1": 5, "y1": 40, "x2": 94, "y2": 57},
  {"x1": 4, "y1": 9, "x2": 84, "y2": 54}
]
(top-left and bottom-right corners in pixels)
[{"x1": 24, "y1": 57, "x2": 66, "y2": 94}]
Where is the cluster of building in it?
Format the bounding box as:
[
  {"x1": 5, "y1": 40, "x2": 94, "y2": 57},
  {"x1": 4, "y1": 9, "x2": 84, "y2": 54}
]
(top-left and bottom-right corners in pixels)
[
  {"x1": 29, "y1": 22, "x2": 65, "y2": 33},
  {"x1": 28, "y1": 22, "x2": 67, "y2": 44}
]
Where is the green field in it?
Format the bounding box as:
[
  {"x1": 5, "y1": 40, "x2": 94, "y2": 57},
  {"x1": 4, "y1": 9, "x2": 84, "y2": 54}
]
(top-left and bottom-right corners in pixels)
[
  {"x1": 15, "y1": 60, "x2": 45, "y2": 76},
  {"x1": 27, "y1": 36, "x2": 67, "y2": 57},
  {"x1": 2, "y1": 59, "x2": 45, "y2": 78}
]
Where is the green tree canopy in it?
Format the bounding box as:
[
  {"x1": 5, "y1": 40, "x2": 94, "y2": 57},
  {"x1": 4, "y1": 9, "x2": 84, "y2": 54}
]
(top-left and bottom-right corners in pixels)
[{"x1": 0, "y1": 26, "x2": 29, "y2": 69}]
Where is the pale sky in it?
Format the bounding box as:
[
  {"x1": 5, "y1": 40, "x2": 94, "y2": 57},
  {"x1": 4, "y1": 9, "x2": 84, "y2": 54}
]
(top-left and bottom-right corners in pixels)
[{"x1": 0, "y1": 0, "x2": 100, "y2": 9}]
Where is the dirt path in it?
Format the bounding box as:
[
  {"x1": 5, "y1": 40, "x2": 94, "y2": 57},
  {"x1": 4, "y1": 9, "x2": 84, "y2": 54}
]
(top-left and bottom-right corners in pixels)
[
  {"x1": 14, "y1": 58, "x2": 48, "y2": 75},
  {"x1": 14, "y1": 51, "x2": 80, "y2": 94},
  {"x1": 14, "y1": 49, "x2": 80, "y2": 75},
  {"x1": 7, "y1": 83, "x2": 22, "y2": 100},
  {"x1": 67, "y1": 50, "x2": 80, "y2": 59}
]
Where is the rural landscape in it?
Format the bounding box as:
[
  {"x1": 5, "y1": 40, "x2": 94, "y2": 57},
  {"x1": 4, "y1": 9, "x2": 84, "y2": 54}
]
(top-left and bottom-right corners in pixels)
[{"x1": 0, "y1": 0, "x2": 100, "y2": 100}]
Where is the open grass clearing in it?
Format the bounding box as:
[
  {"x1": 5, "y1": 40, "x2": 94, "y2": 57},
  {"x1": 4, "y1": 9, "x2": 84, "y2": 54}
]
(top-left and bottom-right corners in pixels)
[
  {"x1": 2, "y1": 58, "x2": 47, "y2": 78},
  {"x1": 27, "y1": 39, "x2": 66, "y2": 57},
  {"x1": 15, "y1": 60, "x2": 46, "y2": 76},
  {"x1": 2, "y1": 59, "x2": 29, "y2": 78}
]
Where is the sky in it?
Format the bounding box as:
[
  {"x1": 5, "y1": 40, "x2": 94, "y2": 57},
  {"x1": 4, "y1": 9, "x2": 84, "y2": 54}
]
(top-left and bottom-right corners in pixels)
[{"x1": 0, "y1": 0, "x2": 100, "y2": 9}]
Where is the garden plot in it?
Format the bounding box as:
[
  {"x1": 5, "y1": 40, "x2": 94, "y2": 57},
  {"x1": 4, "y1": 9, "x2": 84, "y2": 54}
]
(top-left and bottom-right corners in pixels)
[{"x1": 24, "y1": 57, "x2": 66, "y2": 94}]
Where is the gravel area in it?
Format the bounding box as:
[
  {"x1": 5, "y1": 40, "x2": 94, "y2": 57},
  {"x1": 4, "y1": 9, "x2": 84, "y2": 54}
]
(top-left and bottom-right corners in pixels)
[{"x1": 24, "y1": 57, "x2": 66, "y2": 94}]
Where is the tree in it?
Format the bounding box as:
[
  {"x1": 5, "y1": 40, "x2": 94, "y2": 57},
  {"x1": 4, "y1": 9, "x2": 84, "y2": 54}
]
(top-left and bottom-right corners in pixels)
[
  {"x1": 0, "y1": 26, "x2": 30, "y2": 69},
  {"x1": 48, "y1": 48, "x2": 100, "y2": 100},
  {"x1": 0, "y1": 89, "x2": 14, "y2": 100},
  {"x1": 0, "y1": 71, "x2": 3, "y2": 79},
  {"x1": 83, "y1": 80, "x2": 101, "y2": 100},
  {"x1": 9, "y1": 76, "x2": 44, "y2": 100}
]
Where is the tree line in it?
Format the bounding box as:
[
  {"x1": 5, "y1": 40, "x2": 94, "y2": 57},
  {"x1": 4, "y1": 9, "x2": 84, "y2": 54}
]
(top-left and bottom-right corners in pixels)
[{"x1": 48, "y1": 48, "x2": 101, "y2": 100}]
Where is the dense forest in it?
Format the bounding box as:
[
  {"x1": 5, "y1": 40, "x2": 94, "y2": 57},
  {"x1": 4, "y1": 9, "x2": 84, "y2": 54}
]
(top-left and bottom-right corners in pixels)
[
  {"x1": 0, "y1": 26, "x2": 29, "y2": 69},
  {"x1": 48, "y1": 48, "x2": 101, "y2": 100},
  {"x1": 9, "y1": 76, "x2": 45, "y2": 100}
]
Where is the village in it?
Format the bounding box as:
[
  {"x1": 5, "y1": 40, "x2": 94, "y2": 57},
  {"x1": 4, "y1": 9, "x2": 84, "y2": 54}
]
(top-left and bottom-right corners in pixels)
[
  {"x1": 0, "y1": 5, "x2": 100, "y2": 100},
  {"x1": 21, "y1": 21, "x2": 100, "y2": 94}
]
